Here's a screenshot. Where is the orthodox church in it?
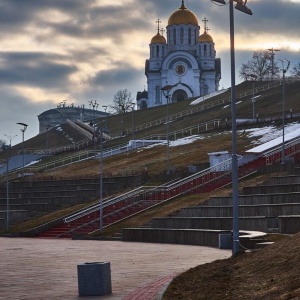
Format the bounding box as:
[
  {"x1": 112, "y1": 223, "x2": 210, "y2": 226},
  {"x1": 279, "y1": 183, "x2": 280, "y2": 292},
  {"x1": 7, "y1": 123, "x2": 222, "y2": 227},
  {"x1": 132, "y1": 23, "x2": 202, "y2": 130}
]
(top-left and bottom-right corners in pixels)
[{"x1": 136, "y1": 0, "x2": 221, "y2": 109}]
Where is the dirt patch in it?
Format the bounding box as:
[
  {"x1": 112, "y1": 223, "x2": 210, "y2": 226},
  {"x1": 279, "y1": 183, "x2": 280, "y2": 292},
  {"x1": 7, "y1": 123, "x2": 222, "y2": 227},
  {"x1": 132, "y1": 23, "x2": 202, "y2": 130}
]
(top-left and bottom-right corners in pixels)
[{"x1": 163, "y1": 233, "x2": 300, "y2": 300}]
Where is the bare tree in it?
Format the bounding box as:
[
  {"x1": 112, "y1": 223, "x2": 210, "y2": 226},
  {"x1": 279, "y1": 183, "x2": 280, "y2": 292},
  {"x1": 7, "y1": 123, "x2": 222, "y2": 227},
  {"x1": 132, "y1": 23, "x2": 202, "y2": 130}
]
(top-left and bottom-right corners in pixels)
[
  {"x1": 239, "y1": 51, "x2": 280, "y2": 81},
  {"x1": 291, "y1": 62, "x2": 300, "y2": 77},
  {"x1": 109, "y1": 89, "x2": 135, "y2": 114},
  {"x1": 0, "y1": 139, "x2": 8, "y2": 151}
]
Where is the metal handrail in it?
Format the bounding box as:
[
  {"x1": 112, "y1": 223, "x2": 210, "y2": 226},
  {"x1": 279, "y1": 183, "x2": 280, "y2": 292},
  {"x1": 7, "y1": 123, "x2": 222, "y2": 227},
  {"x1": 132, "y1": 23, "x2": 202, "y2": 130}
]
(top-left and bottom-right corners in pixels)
[
  {"x1": 63, "y1": 135, "x2": 300, "y2": 225},
  {"x1": 64, "y1": 158, "x2": 233, "y2": 223},
  {"x1": 0, "y1": 118, "x2": 223, "y2": 183}
]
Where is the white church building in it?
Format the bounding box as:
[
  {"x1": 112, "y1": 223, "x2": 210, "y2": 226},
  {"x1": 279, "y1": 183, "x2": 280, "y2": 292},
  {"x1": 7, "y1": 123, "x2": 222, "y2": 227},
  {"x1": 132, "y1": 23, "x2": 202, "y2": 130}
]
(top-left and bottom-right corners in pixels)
[{"x1": 136, "y1": 0, "x2": 221, "y2": 109}]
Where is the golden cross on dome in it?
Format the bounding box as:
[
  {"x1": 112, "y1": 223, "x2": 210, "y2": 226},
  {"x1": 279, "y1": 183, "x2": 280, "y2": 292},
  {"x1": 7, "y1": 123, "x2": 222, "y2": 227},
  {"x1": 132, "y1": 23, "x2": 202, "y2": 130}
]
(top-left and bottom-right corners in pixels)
[
  {"x1": 202, "y1": 17, "x2": 209, "y2": 33},
  {"x1": 156, "y1": 19, "x2": 161, "y2": 33},
  {"x1": 160, "y1": 28, "x2": 165, "y2": 36}
]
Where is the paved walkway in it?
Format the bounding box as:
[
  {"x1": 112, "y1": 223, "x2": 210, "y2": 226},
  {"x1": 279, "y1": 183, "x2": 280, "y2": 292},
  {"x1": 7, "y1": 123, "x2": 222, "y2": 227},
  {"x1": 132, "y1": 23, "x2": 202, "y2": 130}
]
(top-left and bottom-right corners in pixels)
[{"x1": 0, "y1": 237, "x2": 231, "y2": 299}]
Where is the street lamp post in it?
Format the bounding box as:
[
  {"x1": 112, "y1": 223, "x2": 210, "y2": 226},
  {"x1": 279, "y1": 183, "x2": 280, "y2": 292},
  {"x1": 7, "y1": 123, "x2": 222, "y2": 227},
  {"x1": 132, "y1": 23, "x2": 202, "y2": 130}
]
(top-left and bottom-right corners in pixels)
[
  {"x1": 4, "y1": 134, "x2": 17, "y2": 147},
  {"x1": 119, "y1": 104, "x2": 125, "y2": 136},
  {"x1": 46, "y1": 125, "x2": 50, "y2": 151},
  {"x1": 102, "y1": 105, "x2": 108, "y2": 129},
  {"x1": 3, "y1": 134, "x2": 16, "y2": 230},
  {"x1": 16, "y1": 123, "x2": 28, "y2": 174},
  {"x1": 211, "y1": 0, "x2": 253, "y2": 255},
  {"x1": 89, "y1": 100, "x2": 99, "y2": 152},
  {"x1": 278, "y1": 58, "x2": 290, "y2": 164},
  {"x1": 247, "y1": 74, "x2": 258, "y2": 121},
  {"x1": 99, "y1": 126, "x2": 109, "y2": 233},
  {"x1": 267, "y1": 48, "x2": 280, "y2": 81},
  {"x1": 162, "y1": 84, "x2": 174, "y2": 175},
  {"x1": 131, "y1": 102, "x2": 135, "y2": 141}
]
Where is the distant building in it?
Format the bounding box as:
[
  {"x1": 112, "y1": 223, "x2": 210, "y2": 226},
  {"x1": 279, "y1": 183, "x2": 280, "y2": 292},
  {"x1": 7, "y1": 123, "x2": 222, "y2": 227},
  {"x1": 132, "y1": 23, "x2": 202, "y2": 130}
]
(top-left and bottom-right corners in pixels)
[
  {"x1": 38, "y1": 102, "x2": 108, "y2": 133},
  {"x1": 137, "y1": 0, "x2": 221, "y2": 109}
]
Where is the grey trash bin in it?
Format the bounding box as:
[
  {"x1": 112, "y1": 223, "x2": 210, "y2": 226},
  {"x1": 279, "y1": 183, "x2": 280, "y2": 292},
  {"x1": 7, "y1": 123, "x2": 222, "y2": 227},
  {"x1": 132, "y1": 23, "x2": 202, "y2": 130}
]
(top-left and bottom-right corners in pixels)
[{"x1": 77, "y1": 262, "x2": 112, "y2": 297}]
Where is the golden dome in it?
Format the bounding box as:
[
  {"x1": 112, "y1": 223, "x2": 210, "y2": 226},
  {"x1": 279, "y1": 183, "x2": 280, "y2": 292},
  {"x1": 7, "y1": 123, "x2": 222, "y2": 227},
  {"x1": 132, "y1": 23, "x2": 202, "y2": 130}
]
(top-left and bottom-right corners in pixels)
[
  {"x1": 168, "y1": 1, "x2": 198, "y2": 26},
  {"x1": 151, "y1": 32, "x2": 166, "y2": 44},
  {"x1": 198, "y1": 32, "x2": 213, "y2": 43}
]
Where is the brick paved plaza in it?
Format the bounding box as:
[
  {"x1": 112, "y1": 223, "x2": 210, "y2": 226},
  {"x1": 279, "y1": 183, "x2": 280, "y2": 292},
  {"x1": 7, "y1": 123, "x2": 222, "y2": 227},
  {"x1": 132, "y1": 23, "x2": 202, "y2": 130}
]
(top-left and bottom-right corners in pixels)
[{"x1": 0, "y1": 237, "x2": 231, "y2": 299}]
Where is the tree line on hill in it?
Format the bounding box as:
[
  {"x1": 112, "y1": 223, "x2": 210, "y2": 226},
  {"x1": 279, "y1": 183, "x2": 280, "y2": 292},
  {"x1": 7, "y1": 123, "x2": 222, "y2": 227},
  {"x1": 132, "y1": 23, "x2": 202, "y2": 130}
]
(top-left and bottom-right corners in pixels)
[{"x1": 239, "y1": 50, "x2": 300, "y2": 81}]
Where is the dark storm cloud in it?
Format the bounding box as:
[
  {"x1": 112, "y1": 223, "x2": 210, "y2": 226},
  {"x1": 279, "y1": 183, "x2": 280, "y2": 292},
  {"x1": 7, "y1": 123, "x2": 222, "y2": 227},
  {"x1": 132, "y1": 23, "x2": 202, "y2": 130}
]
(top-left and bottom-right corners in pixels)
[
  {"x1": 197, "y1": 0, "x2": 300, "y2": 38},
  {"x1": 90, "y1": 64, "x2": 142, "y2": 89},
  {"x1": 1, "y1": 88, "x2": 54, "y2": 139},
  {"x1": 68, "y1": 47, "x2": 110, "y2": 64},
  {"x1": 0, "y1": 52, "x2": 77, "y2": 89},
  {"x1": 43, "y1": 3, "x2": 154, "y2": 42},
  {"x1": 0, "y1": 0, "x2": 93, "y2": 24}
]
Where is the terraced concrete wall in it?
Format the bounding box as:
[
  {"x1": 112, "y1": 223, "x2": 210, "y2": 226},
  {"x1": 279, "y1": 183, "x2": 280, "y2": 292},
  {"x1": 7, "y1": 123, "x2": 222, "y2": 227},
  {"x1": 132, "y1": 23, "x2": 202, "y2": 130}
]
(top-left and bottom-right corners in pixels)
[
  {"x1": 279, "y1": 216, "x2": 300, "y2": 234},
  {"x1": 122, "y1": 228, "x2": 231, "y2": 248},
  {"x1": 178, "y1": 204, "x2": 300, "y2": 218},
  {"x1": 243, "y1": 184, "x2": 300, "y2": 194},
  {"x1": 203, "y1": 193, "x2": 300, "y2": 206},
  {"x1": 151, "y1": 217, "x2": 269, "y2": 232}
]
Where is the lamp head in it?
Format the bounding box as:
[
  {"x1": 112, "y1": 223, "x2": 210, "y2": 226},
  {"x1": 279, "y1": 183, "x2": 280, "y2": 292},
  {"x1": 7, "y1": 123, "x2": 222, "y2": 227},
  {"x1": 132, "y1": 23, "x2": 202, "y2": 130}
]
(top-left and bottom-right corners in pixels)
[
  {"x1": 211, "y1": 0, "x2": 226, "y2": 4},
  {"x1": 17, "y1": 122, "x2": 28, "y2": 132},
  {"x1": 235, "y1": 2, "x2": 253, "y2": 15}
]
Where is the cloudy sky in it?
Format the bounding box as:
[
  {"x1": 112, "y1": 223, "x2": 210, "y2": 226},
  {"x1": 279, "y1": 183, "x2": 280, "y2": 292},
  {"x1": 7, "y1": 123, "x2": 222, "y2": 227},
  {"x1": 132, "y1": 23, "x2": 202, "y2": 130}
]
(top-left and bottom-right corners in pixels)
[{"x1": 0, "y1": 0, "x2": 299, "y2": 144}]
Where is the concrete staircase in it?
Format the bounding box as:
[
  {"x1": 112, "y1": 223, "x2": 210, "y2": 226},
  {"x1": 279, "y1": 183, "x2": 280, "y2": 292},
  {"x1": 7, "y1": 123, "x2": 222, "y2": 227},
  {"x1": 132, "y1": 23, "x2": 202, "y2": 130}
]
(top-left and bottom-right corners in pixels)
[
  {"x1": 122, "y1": 174, "x2": 300, "y2": 249},
  {"x1": 0, "y1": 175, "x2": 145, "y2": 230}
]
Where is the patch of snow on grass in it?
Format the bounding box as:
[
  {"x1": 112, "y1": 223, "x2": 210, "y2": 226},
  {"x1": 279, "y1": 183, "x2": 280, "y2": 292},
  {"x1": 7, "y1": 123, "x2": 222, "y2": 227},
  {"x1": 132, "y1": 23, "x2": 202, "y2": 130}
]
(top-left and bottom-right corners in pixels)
[
  {"x1": 170, "y1": 135, "x2": 204, "y2": 147},
  {"x1": 190, "y1": 89, "x2": 228, "y2": 106},
  {"x1": 243, "y1": 122, "x2": 300, "y2": 145}
]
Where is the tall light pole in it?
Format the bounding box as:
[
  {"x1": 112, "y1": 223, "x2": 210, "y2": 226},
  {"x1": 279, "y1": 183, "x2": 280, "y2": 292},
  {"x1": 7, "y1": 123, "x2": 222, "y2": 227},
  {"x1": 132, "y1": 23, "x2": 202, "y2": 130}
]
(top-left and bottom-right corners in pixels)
[
  {"x1": 102, "y1": 105, "x2": 108, "y2": 130},
  {"x1": 278, "y1": 58, "x2": 290, "y2": 164},
  {"x1": 3, "y1": 134, "x2": 17, "y2": 230},
  {"x1": 211, "y1": 0, "x2": 253, "y2": 255},
  {"x1": 131, "y1": 102, "x2": 135, "y2": 141},
  {"x1": 119, "y1": 104, "x2": 125, "y2": 136},
  {"x1": 4, "y1": 134, "x2": 17, "y2": 147},
  {"x1": 89, "y1": 100, "x2": 99, "y2": 152},
  {"x1": 99, "y1": 126, "x2": 109, "y2": 233},
  {"x1": 247, "y1": 74, "x2": 259, "y2": 121},
  {"x1": 267, "y1": 48, "x2": 280, "y2": 81},
  {"x1": 16, "y1": 123, "x2": 28, "y2": 173},
  {"x1": 162, "y1": 84, "x2": 174, "y2": 175}
]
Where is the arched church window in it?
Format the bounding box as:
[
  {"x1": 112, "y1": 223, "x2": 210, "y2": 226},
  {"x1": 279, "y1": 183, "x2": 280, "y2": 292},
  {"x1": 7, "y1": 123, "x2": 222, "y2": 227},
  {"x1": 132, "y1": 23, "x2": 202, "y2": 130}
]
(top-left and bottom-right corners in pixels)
[
  {"x1": 210, "y1": 45, "x2": 212, "y2": 56},
  {"x1": 173, "y1": 29, "x2": 176, "y2": 45},
  {"x1": 188, "y1": 28, "x2": 192, "y2": 45},
  {"x1": 152, "y1": 45, "x2": 155, "y2": 57},
  {"x1": 140, "y1": 101, "x2": 147, "y2": 109},
  {"x1": 156, "y1": 45, "x2": 159, "y2": 57},
  {"x1": 180, "y1": 28, "x2": 184, "y2": 44},
  {"x1": 204, "y1": 44, "x2": 207, "y2": 56},
  {"x1": 155, "y1": 86, "x2": 161, "y2": 103},
  {"x1": 204, "y1": 84, "x2": 208, "y2": 95}
]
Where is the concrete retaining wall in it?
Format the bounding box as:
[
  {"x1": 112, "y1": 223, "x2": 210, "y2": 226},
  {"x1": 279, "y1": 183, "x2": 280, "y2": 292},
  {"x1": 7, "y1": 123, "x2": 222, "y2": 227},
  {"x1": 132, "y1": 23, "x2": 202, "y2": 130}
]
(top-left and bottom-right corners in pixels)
[
  {"x1": 122, "y1": 228, "x2": 231, "y2": 247},
  {"x1": 0, "y1": 175, "x2": 146, "y2": 229},
  {"x1": 268, "y1": 175, "x2": 300, "y2": 185},
  {"x1": 243, "y1": 184, "x2": 300, "y2": 195},
  {"x1": 278, "y1": 215, "x2": 300, "y2": 234},
  {"x1": 178, "y1": 204, "x2": 300, "y2": 218},
  {"x1": 203, "y1": 193, "x2": 300, "y2": 206},
  {"x1": 0, "y1": 210, "x2": 29, "y2": 226},
  {"x1": 151, "y1": 217, "x2": 270, "y2": 232}
]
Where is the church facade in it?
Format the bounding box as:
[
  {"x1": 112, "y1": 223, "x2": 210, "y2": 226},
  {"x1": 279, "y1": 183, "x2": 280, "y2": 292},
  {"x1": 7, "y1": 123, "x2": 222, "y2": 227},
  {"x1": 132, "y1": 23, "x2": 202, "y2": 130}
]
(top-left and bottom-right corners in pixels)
[{"x1": 136, "y1": 0, "x2": 221, "y2": 109}]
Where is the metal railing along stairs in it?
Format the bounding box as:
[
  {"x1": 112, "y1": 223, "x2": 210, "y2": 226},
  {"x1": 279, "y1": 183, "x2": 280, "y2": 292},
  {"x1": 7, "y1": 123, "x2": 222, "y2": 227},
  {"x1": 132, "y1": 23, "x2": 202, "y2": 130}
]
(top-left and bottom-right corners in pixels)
[
  {"x1": 62, "y1": 158, "x2": 235, "y2": 234},
  {"x1": 61, "y1": 136, "x2": 300, "y2": 236}
]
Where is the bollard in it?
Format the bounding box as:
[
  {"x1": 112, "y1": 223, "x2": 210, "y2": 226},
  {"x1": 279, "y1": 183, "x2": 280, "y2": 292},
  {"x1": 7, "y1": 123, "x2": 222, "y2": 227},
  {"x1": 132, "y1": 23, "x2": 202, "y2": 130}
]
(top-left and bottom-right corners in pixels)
[{"x1": 77, "y1": 262, "x2": 112, "y2": 297}]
